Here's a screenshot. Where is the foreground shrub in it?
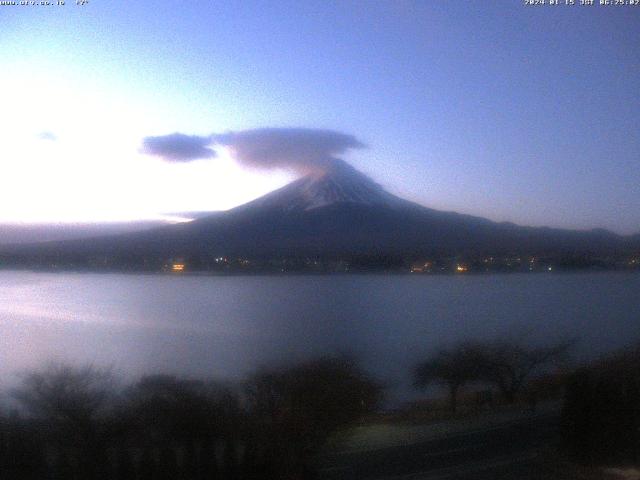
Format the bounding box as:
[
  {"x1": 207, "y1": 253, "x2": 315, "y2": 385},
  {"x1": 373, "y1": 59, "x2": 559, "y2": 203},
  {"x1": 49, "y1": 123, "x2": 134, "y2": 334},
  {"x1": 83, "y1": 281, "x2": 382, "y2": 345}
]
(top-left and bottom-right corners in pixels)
[
  {"x1": 561, "y1": 344, "x2": 640, "y2": 465},
  {"x1": 1, "y1": 357, "x2": 382, "y2": 479},
  {"x1": 245, "y1": 356, "x2": 383, "y2": 478}
]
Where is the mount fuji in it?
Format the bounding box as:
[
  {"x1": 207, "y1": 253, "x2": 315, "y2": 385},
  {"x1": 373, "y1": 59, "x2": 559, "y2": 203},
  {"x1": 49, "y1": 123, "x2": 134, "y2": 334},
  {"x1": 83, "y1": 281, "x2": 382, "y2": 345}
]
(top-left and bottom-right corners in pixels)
[{"x1": 2, "y1": 160, "x2": 635, "y2": 267}]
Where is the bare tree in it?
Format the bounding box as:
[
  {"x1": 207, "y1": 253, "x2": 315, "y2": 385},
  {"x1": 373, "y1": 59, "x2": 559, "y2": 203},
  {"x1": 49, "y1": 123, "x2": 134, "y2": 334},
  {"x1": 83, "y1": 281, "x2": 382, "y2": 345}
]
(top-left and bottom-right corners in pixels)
[
  {"x1": 12, "y1": 364, "x2": 117, "y2": 478},
  {"x1": 13, "y1": 364, "x2": 116, "y2": 428},
  {"x1": 413, "y1": 343, "x2": 483, "y2": 413},
  {"x1": 476, "y1": 338, "x2": 574, "y2": 404}
]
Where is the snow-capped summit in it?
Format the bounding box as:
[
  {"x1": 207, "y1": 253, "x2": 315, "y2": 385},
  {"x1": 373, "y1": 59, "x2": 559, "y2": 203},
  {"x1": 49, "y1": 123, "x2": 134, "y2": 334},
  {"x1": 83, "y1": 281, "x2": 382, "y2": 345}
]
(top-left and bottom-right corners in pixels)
[{"x1": 241, "y1": 159, "x2": 404, "y2": 213}]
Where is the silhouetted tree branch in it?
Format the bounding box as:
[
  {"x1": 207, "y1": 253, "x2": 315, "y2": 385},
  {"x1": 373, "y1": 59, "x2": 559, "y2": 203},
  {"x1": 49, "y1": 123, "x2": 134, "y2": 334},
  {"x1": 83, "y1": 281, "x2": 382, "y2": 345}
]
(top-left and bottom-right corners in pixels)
[
  {"x1": 413, "y1": 343, "x2": 483, "y2": 413},
  {"x1": 476, "y1": 338, "x2": 575, "y2": 403}
]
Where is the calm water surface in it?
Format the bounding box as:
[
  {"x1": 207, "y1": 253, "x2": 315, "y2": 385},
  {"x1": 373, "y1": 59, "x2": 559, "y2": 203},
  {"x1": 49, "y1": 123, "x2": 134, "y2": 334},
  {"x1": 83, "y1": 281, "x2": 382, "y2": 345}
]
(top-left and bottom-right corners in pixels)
[{"x1": 1, "y1": 271, "x2": 639, "y2": 403}]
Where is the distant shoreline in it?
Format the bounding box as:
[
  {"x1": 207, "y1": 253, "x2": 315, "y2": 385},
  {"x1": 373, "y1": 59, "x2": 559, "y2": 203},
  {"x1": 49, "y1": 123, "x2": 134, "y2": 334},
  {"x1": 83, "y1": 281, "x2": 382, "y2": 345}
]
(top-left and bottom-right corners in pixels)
[{"x1": 0, "y1": 266, "x2": 638, "y2": 277}]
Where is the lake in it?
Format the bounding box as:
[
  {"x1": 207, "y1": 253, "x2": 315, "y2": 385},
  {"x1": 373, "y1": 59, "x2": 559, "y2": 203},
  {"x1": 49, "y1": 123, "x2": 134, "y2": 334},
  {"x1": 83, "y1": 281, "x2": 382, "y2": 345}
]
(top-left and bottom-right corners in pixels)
[{"x1": 1, "y1": 271, "x2": 639, "y2": 404}]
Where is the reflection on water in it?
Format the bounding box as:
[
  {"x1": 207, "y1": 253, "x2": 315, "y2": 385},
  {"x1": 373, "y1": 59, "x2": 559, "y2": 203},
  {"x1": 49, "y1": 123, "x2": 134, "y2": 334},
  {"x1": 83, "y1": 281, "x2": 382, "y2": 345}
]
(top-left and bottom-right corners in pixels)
[{"x1": 1, "y1": 271, "x2": 639, "y2": 403}]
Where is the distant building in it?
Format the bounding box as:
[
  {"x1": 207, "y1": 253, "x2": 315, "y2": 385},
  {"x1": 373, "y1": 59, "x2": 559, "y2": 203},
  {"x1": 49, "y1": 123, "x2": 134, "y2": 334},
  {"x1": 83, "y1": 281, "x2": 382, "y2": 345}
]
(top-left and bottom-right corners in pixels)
[{"x1": 171, "y1": 260, "x2": 185, "y2": 272}]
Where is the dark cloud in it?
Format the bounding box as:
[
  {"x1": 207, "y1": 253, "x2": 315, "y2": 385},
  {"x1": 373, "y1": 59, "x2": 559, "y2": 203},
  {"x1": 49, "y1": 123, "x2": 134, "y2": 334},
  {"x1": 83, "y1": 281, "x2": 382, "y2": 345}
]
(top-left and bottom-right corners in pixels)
[
  {"x1": 140, "y1": 128, "x2": 364, "y2": 172},
  {"x1": 37, "y1": 131, "x2": 57, "y2": 141},
  {"x1": 140, "y1": 133, "x2": 216, "y2": 162},
  {"x1": 211, "y1": 128, "x2": 365, "y2": 173}
]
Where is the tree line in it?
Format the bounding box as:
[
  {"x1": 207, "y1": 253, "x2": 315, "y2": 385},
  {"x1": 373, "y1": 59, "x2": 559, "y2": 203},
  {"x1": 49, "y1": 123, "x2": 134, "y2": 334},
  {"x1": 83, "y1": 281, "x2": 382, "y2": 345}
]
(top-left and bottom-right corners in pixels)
[
  {"x1": 0, "y1": 357, "x2": 381, "y2": 480},
  {"x1": 1, "y1": 336, "x2": 638, "y2": 478}
]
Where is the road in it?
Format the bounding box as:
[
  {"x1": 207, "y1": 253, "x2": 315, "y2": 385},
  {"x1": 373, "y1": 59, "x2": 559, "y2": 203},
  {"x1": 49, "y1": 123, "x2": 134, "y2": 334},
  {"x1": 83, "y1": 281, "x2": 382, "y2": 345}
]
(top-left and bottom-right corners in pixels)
[{"x1": 319, "y1": 414, "x2": 564, "y2": 480}]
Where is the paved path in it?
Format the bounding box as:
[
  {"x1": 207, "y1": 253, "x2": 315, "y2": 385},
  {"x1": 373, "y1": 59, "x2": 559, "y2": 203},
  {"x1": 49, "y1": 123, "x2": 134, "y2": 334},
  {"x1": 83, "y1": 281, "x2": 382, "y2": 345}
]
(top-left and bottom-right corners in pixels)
[{"x1": 320, "y1": 414, "x2": 561, "y2": 480}]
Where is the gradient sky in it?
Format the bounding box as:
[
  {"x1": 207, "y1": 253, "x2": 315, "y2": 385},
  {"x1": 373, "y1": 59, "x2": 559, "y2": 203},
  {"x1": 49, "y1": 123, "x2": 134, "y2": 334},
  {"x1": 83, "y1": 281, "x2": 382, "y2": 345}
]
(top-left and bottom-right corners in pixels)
[{"x1": 1, "y1": 1, "x2": 638, "y2": 233}]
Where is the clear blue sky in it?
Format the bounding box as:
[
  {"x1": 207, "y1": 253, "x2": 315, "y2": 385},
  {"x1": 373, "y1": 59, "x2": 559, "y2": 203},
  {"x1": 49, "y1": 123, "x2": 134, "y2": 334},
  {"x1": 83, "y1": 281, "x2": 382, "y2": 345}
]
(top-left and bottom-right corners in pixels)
[{"x1": 1, "y1": 1, "x2": 638, "y2": 233}]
